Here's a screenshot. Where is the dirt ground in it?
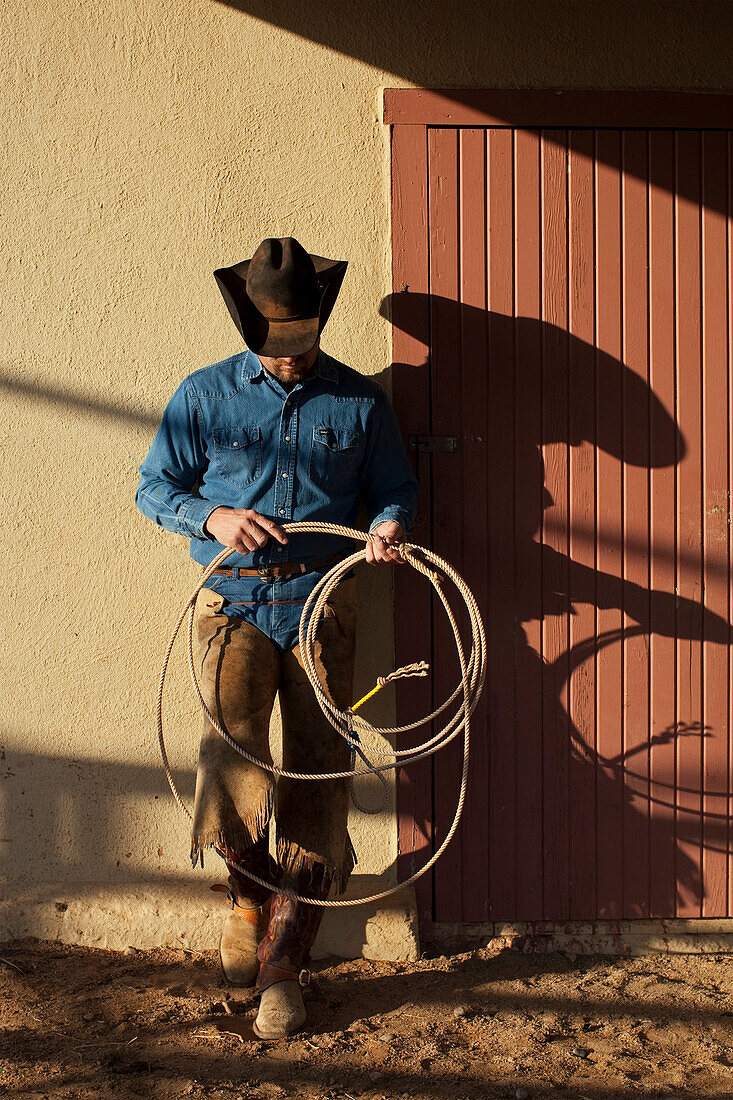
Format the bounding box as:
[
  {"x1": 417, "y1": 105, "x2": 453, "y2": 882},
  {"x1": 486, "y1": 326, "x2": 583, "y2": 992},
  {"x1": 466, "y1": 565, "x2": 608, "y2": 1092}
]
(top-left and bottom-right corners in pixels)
[{"x1": 1, "y1": 938, "x2": 732, "y2": 1100}]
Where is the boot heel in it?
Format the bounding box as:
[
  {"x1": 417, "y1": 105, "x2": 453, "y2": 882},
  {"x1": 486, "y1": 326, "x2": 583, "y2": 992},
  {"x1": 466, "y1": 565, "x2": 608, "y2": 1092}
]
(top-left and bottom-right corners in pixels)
[{"x1": 214, "y1": 886, "x2": 270, "y2": 986}]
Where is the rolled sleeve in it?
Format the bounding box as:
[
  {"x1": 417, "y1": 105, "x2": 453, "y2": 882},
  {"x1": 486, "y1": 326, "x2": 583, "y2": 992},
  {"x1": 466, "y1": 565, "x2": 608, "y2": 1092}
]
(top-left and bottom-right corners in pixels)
[
  {"x1": 368, "y1": 503, "x2": 414, "y2": 534},
  {"x1": 177, "y1": 496, "x2": 219, "y2": 539},
  {"x1": 360, "y1": 390, "x2": 419, "y2": 535}
]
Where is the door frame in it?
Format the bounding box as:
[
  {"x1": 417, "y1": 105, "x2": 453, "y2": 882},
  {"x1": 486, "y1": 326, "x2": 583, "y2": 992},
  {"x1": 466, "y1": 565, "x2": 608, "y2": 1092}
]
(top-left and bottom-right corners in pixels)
[
  {"x1": 385, "y1": 89, "x2": 733, "y2": 128},
  {"x1": 386, "y1": 88, "x2": 733, "y2": 935}
]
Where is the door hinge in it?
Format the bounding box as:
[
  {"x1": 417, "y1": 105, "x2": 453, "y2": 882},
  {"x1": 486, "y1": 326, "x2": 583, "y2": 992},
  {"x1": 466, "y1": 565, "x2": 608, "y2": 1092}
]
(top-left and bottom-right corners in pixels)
[{"x1": 408, "y1": 435, "x2": 458, "y2": 453}]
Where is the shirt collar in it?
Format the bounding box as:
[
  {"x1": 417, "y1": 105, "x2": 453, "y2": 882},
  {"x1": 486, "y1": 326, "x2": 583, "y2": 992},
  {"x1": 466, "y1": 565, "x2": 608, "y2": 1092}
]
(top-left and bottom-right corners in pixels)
[
  {"x1": 240, "y1": 351, "x2": 263, "y2": 386},
  {"x1": 315, "y1": 352, "x2": 339, "y2": 384},
  {"x1": 240, "y1": 349, "x2": 339, "y2": 387}
]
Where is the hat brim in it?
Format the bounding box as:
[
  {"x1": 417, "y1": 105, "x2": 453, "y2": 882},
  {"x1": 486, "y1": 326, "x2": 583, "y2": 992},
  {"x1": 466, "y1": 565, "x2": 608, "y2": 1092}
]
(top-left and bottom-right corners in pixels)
[
  {"x1": 214, "y1": 255, "x2": 348, "y2": 356},
  {"x1": 252, "y1": 316, "x2": 321, "y2": 358}
]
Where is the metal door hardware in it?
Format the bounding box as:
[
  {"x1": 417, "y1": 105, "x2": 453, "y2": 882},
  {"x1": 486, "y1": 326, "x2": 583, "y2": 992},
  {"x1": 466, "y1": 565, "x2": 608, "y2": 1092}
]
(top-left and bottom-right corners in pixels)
[{"x1": 408, "y1": 435, "x2": 458, "y2": 453}]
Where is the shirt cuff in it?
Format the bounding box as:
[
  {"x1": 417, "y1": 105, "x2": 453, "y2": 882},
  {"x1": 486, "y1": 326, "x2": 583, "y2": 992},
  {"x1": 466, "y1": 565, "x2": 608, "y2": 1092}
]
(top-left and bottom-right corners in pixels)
[
  {"x1": 178, "y1": 497, "x2": 220, "y2": 539},
  {"x1": 368, "y1": 506, "x2": 413, "y2": 535}
]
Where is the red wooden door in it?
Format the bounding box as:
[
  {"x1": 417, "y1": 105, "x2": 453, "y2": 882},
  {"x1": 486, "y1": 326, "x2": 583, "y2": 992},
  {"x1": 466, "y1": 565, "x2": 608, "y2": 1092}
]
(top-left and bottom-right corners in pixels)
[{"x1": 387, "y1": 93, "x2": 733, "y2": 929}]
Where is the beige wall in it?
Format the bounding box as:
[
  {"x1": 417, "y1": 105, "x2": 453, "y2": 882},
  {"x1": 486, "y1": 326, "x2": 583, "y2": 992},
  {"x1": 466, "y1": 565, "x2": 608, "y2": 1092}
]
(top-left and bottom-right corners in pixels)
[{"x1": 2, "y1": 0, "x2": 729, "y2": 947}]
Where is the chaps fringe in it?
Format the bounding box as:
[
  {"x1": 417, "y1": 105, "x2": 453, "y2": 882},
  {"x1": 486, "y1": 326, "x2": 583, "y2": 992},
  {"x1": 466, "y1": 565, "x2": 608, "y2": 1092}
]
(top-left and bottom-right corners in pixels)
[
  {"x1": 190, "y1": 788, "x2": 274, "y2": 868},
  {"x1": 276, "y1": 832, "x2": 357, "y2": 897}
]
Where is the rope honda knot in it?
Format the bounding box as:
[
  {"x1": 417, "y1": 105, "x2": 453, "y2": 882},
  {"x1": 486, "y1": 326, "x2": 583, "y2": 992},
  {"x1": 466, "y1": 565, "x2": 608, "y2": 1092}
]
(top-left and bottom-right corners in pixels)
[{"x1": 157, "y1": 521, "x2": 486, "y2": 908}]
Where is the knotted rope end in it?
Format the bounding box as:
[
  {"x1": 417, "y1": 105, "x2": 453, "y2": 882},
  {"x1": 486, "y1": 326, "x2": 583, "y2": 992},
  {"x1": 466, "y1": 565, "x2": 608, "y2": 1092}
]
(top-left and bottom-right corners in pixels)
[
  {"x1": 350, "y1": 660, "x2": 429, "y2": 713},
  {"x1": 377, "y1": 660, "x2": 430, "y2": 687}
]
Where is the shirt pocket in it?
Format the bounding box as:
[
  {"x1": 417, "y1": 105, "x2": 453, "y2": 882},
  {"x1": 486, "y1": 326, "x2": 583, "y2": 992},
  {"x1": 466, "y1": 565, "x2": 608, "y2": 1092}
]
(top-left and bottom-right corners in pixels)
[
  {"x1": 308, "y1": 424, "x2": 360, "y2": 491},
  {"x1": 211, "y1": 426, "x2": 262, "y2": 488}
]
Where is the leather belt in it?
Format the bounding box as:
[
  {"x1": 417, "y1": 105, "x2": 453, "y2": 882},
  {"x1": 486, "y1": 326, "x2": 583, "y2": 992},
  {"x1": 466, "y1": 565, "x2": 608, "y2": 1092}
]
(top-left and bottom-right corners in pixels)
[{"x1": 210, "y1": 552, "x2": 342, "y2": 581}]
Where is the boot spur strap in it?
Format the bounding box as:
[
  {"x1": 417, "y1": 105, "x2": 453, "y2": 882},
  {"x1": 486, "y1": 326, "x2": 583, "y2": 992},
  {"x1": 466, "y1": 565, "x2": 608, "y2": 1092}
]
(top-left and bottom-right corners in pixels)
[
  {"x1": 210, "y1": 882, "x2": 267, "y2": 924},
  {"x1": 298, "y1": 969, "x2": 322, "y2": 995},
  {"x1": 256, "y1": 963, "x2": 299, "y2": 992},
  {"x1": 256, "y1": 963, "x2": 315, "y2": 993}
]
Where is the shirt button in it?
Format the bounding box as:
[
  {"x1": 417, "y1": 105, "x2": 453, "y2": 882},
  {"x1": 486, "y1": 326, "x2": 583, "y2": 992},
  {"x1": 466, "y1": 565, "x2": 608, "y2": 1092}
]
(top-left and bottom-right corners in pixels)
[
  {"x1": 279, "y1": 509, "x2": 285, "y2": 515},
  {"x1": 276, "y1": 546, "x2": 284, "y2": 552},
  {"x1": 281, "y1": 472, "x2": 288, "y2": 479},
  {"x1": 284, "y1": 435, "x2": 291, "y2": 442}
]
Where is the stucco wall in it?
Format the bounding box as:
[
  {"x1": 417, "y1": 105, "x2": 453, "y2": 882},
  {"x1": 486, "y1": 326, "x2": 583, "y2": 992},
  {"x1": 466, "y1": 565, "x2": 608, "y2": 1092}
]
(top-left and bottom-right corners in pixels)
[{"x1": 2, "y1": 0, "x2": 730, "y2": 948}]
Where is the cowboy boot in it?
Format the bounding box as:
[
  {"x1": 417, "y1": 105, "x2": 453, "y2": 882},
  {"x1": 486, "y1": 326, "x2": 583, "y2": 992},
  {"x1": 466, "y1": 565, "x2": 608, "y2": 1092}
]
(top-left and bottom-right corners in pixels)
[
  {"x1": 253, "y1": 859, "x2": 331, "y2": 1039},
  {"x1": 214, "y1": 839, "x2": 274, "y2": 986}
]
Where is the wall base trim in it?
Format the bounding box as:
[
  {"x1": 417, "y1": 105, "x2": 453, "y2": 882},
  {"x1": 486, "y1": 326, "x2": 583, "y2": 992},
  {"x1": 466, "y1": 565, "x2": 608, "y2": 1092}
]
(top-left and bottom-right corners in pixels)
[
  {"x1": 1, "y1": 876, "x2": 419, "y2": 963},
  {"x1": 433, "y1": 919, "x2": 733, "y2": 955}
]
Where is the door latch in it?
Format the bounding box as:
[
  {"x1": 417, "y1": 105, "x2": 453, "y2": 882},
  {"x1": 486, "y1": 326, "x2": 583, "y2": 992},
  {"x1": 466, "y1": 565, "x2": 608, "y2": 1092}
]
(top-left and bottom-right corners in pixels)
[{"x1": 408, "y1": 435, "x2": 458, "y2": 453}]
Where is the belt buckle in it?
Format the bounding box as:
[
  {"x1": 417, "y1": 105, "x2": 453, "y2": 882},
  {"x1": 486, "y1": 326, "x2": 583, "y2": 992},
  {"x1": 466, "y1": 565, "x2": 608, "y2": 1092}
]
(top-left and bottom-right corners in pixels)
[{"x1": 257, "y1": 565, "x2": 276, "y2": 583}]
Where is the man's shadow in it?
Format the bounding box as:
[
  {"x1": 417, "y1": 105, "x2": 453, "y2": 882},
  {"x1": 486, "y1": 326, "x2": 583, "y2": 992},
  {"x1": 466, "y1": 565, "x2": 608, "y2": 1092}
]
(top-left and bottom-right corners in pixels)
[{"x1": 379, "y1": 292, "x2": 731, "y2": 923}]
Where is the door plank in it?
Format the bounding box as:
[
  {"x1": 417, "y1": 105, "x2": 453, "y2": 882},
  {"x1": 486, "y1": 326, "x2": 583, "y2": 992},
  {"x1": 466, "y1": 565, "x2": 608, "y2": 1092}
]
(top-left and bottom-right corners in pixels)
[
  {"x1": 429, "y1": 127, "x2": 466, "y2": 922},
  {"x1": 595, "y1": 129, "x2": 625, "y2": 919},
  {"x1": 486, "y1": 126, "x2": 517, "y2": 920},
  {"x1": 457, "y1": 128, "x2": 492, "y2": 921},
  {"x1": 567, "y1": 128, "x2": 598, "y2": 920},
  {"x1": 675, "y1": 129, "x2": 704, "y2": 918},
  {"x1": 701, "y1": 130, "x2": 730, "y2": 917},
  {"x1": 728, "y1": 132, "x2": 733, "y2": 920},
  {"x1": 648, "y1": 129, "x2": 678, "y2": 917},
  {"x1": 513, "y1": 128, "x2": 544, "y2": 919},
  {"x1": 390, "y1": 122, "x2": 434, "y2": 931},
  {"x1": 541, "y1": 129, "x2": 571, "y2": 920},
  {"x1": 621, "y1": 129, "x2": 651, "y2": 919}
]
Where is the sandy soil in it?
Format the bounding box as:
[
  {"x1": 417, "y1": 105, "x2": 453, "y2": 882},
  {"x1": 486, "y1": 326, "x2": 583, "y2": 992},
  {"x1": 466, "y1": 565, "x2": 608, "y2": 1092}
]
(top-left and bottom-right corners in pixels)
[{"x1": 1, "y1": 938, "x2": 732, "y2": 1100}]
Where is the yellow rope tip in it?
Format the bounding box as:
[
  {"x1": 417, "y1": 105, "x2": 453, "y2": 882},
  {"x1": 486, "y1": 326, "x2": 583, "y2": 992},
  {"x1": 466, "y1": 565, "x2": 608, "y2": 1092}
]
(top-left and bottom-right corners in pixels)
[{"x1": 350, "y1": 682, "x2": 385, "y2": 712}]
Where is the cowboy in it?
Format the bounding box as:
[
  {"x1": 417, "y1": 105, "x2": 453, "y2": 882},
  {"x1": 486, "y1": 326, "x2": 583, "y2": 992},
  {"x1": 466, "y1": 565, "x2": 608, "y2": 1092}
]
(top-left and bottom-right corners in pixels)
[{"x1": 136, "y1": 237, "x2": 418, "y2": 1038}]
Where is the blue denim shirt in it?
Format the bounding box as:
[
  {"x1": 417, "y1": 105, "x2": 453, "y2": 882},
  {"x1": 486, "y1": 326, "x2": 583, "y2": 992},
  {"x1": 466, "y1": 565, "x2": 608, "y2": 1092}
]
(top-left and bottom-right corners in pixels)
[{"x1": 136, "y1": 349, "x2": 419, "y2": 648}]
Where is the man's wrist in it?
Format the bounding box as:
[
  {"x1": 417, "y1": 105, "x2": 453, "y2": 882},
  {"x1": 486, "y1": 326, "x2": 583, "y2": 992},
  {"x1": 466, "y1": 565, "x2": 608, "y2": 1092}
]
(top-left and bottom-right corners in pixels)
[
  {"x1": 203, "y1": 506, "x2": 226, "y2": 537},
  {"x1": 370, "y1": 520, "x2": 405, "y2": 538}
]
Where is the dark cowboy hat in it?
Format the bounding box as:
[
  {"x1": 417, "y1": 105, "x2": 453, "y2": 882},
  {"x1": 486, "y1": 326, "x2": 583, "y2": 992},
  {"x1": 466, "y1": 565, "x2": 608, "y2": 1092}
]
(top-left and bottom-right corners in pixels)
[{"x1": 214, "y1": 237, "x2": 348, "y2": 357}]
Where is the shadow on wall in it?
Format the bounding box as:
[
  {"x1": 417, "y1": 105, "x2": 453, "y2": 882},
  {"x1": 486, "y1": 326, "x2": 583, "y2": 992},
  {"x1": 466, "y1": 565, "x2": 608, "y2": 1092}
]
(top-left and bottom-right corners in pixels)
[
  {"x1": 0, "y1": 370, "x2": 162, "y2": 430},
  {"x1": 0, "y1": 749, "x2": 396, "y2": 893},
  {"x1": 214, "y1": 0, "x2": 731, "y2": 216},
  {"x1": 0, "y1": 751, "x2": 197, "y2": 887},
  {"x1": 384, "y1": 293, "x2": 732, "y2": 921}
]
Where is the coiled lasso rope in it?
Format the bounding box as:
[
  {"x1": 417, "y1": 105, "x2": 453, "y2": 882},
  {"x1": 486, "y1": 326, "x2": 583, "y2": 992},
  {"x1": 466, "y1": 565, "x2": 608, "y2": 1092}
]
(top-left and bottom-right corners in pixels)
[{"x1": 157, "y1": 522, "x2": 486, "y2": 907}]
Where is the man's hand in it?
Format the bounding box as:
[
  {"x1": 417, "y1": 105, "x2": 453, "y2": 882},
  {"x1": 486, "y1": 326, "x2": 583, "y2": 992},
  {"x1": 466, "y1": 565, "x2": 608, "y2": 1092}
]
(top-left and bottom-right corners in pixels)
[
  {"x1": 365, "y1": 520, "x2": 406, "y2": 565},
  {"x1": 204, "y1": 507, "x2": 288, "y2": 554}
]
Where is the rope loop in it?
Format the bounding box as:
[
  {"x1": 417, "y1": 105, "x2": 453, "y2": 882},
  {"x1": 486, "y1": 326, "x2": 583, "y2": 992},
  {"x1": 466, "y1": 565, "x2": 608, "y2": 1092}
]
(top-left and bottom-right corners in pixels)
[{"x1": 156, "y1": 522, "x2": 486, "y2": 907}]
